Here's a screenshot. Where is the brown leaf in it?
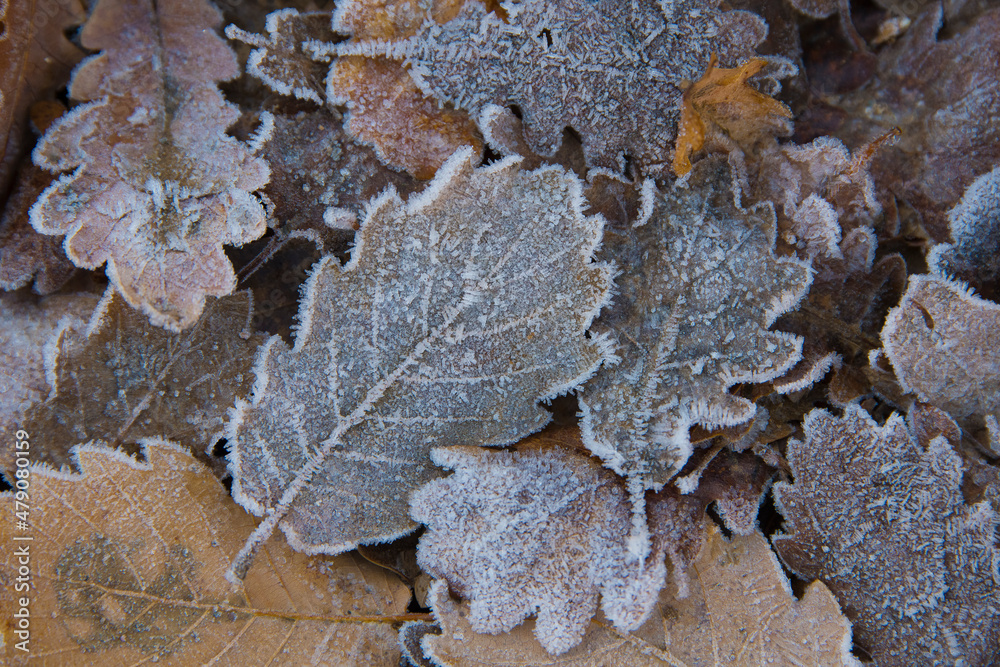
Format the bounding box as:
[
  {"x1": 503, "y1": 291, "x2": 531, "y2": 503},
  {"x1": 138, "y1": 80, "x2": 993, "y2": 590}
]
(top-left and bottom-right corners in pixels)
[
  {"x1": 30, "y1": 0, "x2": 271, "y2": 330},
  {"x1": 341, "y1": 0, "x2": 786, "y2": 178},
  {"x1": 882, "y1": 274, "x2": 1000, "y2": 446},
  {"x1": 420, "y1": 525, "x2": 859, "y2": 666},
  {"x1": 324, "y1": 0, "x2": 491, "y2": 178},
  {"x1": 773, "y1": 404, "x2": 1000, "y2": 665},
  {"x1": 0, "y1": 164, "x2": 76, "y2": 292},
  {"x1": 0, "y1": 0, "x2": 86, "y2": 204},
  {"x1": 11, "y1": 288, "x2": 265, "y2": 473},
  {"x1": 0, "y1": 440, "x2": 412, "y2": 665},
  {"x1": 673, "y1": 55, "x2": 792, "y2": 177},
  {"x1": 412, "y1": 441, "x2": 667, "y2": 655}
]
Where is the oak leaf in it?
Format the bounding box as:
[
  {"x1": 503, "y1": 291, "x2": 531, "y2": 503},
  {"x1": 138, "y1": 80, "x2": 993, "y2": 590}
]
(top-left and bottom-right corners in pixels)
[
  {"x1": 11, "y1": 288, "x2": 265, "y2": 473},
  {"x1": 0, "y1": 440, "x2": 412, "y2": 666},
  {"x1": 417, "y1": 525, "x2": 859, "y2": 666},
  {"x1": 579, "y1": 159, "x2": 811, "y2": 492},
  {"x1": 29, "y1": 0, "x2": 271, "y2": 330},
  {"x1": 411, "y1": 442, "x2": 667, "y2": 655},
  {"x1": 673, "y1": 55, "x2": 792, "y2": 177},
  {"x1": 0, "y1": 0, "x2": 86, "y2": 204},
  {"x1": 342, "y1": 0, "x2": 783, "y2": 177},
  {"x1": 773, "y1": 404, "x2": 1000, "y2": 665},
  {"x1": 881, "y1": 274, "x2": 1000, "y2": 440},
  {"x1": 227, "y1": 148, "x2": 611, "y2": 575}
]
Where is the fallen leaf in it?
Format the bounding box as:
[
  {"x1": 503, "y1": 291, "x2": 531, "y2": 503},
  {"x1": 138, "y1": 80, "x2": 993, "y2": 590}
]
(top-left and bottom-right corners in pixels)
[
  {"x1": 882, "y1": 273, "x2": 1000, "y2": 437},
  {"x1": 773, "y1": 404, "x2": 1000, "y2": 665},
  {"x1": 579, "y1": 158, "x2": 810, "y2": 492},
  {"x1": 673, "y1": 55, "x2": 792, "y2": 177},
  {"x1": 419, "y1": 525, "x2": 859, "y2": 666},
  {"x1": 10, "y1": 288, "x2": 265, "y2": 473},
  {"x1": 0, "y1": 0, "x2": 86, "y2": 204},
  {"x1": 30, "y1": 0, "x2": 271, "y2": 330},
  {"x1": 928, "y1": 166, "x2": 1000, "y2": 301},
  {"x1": 227, "y1": 148, "x2": 612, "y2": 576},
  {"x1": 0, "y1": 440, "x2": 413, "y2": 666},
  {"x1": 342, "y1": 0, "x2": 785, "y2": 177}
]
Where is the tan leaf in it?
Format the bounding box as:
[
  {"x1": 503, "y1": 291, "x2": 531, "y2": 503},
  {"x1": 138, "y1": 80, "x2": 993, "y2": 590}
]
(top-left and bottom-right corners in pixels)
[
  {"x1": 30, "y1": 0, "x2": 271, "y2": 330},
  {"x1": 0, "y1": 0, "x2": 86, "y2": 203},
  {"x1": 579, "y1": 158, "x2": 810, "y2": 492},
  {"x1": 341, "y1": 0, "x2": 787, "y2": 178},
  {"x1": 773, "y1": 404, "x2": 1000, "y2": 665},
  {"x1": 0, "y1": 440, "x2": 412, "y2": 665},
  {"x1": 227, "y1": 148, "x2": 611, "y2": 576},
  {"x1": 419, "y1": 525, "x2": 859, "y2": 666},
  {"x1": 673, "y1": 55, "x2": 792, "y2": 177},
  {"x1": 412, "y1": 440, "x2": 667, "y2": 655},
  {"x1": 10, "y1": 288, "x2": 265, "y2": 473},
  {"x1": 882, "y1": 274, "x2": 1000, "y2": 437}
]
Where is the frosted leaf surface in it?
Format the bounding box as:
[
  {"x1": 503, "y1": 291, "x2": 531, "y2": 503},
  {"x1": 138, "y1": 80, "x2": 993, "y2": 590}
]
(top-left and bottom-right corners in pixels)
[
  {"x1": 341, "y1": 0, "x2": 774, "y2": 177},
  {"x1": 928, "y1": 166, "x2": 1000, "y2": 299},
  {"x1": 225, "y1": 9, "x2": 333, "y2": 105},
  {"x1": 420, "y1": 525, "x2": 858, "y2": 666},
  {"x1": 579, "y1": 159, "x2": 811, "y2": 490},
  {"x1": 13, "y1": 288, "x2": 264, "y2": 473},
  {"x1": 29, "y1": 0, "x2": 271, "y2": 330},
  {"x1": 882, "y1": 274, "x2": 1000, "y2": 429},
  {"x1": 411, "y1": 443, "x2": 666, "y2": 655},
  {"x1": 772, "y1": 404, "x2": 1000, "y2": 666},
  {"x1": 0, "y1": 440, "x2": 410, "y2": 666},
  {"x1": 228, "y1": 148, "x2": 612, "y2": 565}
]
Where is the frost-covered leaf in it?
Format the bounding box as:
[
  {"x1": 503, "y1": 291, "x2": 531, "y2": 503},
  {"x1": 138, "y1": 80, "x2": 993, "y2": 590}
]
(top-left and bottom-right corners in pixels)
[
  {"x1": 30, "y1": 0, "x2": 271, "y2": 330},
  {"x1": 0, "y1": 290, "x2": 97, "y2": 447},
  {"x1": 342, "y1": 0, "x2": 780, "y2": 177},
  {"x1": 773, "y1": 404, "x2": 1000, "y2": 665},
  {"x1": 882, "y1": 274, "x2": 1000, "y2": 435},
  {"x1": 673, "y1": 55, "x2": 791, "y2": 176},
  {"x1": 225, "y1": 9, "x2": 334, "y2": 105},
  {"x1": 579, "y1": 159, "x2": 810, "y2": 491},
  {"x1": 0, "y1": 440, "x2": 411, "y2": 666},
  {"x1": 14, "y1": 288, "x2": 265, "y2": 472},
  {"x1": 0, "y1": 0, "x2": 86, "y2": 204},
  {"x1": 324, "y1": 0, "x2": 491, "y2": 178},
  {"x1": 227, "y1": 148, "x2": 611, "y2": 573},
  {"x1": 412, "y1": 442, "x2": 666, "y2": 655},
  {"x1": 835, "y1": 4, "x2": 1000, "y2": 240},
  {"x1": 928, "y1": 166, "x2": 1000, "y2": 300},
  {"x1": 420, "y1": 525, "x2": 859, "y2": 666},
  {"x1": 0, "y1": 164, "x2": 76, "y2": 292}
]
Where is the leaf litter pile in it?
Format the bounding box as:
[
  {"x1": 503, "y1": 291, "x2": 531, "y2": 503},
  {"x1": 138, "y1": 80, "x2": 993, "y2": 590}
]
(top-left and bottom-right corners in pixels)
[{"x1": 1, "y1": 0, "x2": 998, "y2": 665}]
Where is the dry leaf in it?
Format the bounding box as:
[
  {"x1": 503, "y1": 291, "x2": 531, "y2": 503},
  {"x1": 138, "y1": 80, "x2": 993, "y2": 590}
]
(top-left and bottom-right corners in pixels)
[
  {"x1": 835, "y1": 3, "x2": 1000, "y2": 240},
  {"x1": 0, "y1": 0, "x2": 86, "y2": 204},
  {"x1": 579, "y1": 159, "x2": 811, "y2": 492},
  {"x1": 325, "y1": 0, "x2": 492, "y2": 178},
  {"x1": 412, "y1": 442, "x2": 666, "y2": 655},
  {"x1": 0, "y1": 164, "x2": 76, "y2": 292},
  {"x1": 882, "y1": 274, "x2": 1000, "y2": 436},
  {"x1": 30, "y1": 0, "x2": 271, "y2": 330},
  {"x1": 673, "y1": 55, "x2": 792, "y2": 177},
  {"x1": 419, "y1": 525, "x2": 859, "y2": 666},
  {"x1": 10, "y1": 288, "x2": 265, "y2": 473},
  {"x1": 773, "y1": 404, "x2": 1000, "y2": 665},
  {"x1": 342, "y1": 0, "x2": 784, "y2": 177},
  {"x1": 928, "y1": 166, "x2": 1000, "y2": 301},
  {"x1": 0, "y1": 440, "x2": 411, "y2": 665},
  {"x1": 227, "y1": 148, "x2": 611, "y2": 576}
]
